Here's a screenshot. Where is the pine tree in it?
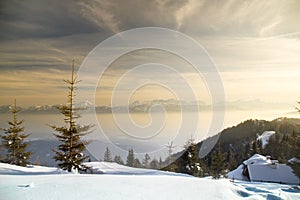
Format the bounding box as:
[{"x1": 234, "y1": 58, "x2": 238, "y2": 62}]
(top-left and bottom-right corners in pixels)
[
  {"x1": 166, "y1": 141, "x2": 177, "y2": 172},
  {"x1": 1, "y1": 100, "x2": 32, "y2": 166},
  {"x1": 159, "y1": 157, "x2": 163, "y2": 169},
  {"x1": 211, "y1": 142, "x2": 226, "y2": 179},
  {"x1": 150, "y1": 158, "x2": 159, "y2": 169},
  {"x1": 51, "y1": 61, "x2": 92, "y2": 172},
  {"x1": 126, "y1": 148, "x2": 135, "y2": 167},
  {"x1": 142, "y1": 153, "x2": 151, "y2": 168},
  {"x1": 182, "y1": 137, "x2": 202, "y2": 177},
  {"x1": 134, "y1": 158, "x2": 142, "y2": 168},
  {"x1": 103, "y1": 147, "x2": 112, "y2": 162},
  {"x1": 227, "y1": 149, "x2": 237, "y2": 171},
  {"x1": 114, "y1": 155, "x2": 124, "y2": 165},
  {"x1": 251, "y1": 137, "x2": 260, "y2": 155}
]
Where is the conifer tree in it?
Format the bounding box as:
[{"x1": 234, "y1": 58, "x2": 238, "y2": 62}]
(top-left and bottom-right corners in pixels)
[
  {"x1": 166, "y1": 141, "x2": 177, "y2": 172},
  {"x1": 227, "y1": 149, "x2": 237, "y2": 171},
  {"x1": 51, "y1": 61, "x2": 92, "y2": 172},
  {"x1": 150, "y1": 158, "x2": 159, "y2": 169},
  {"x1": 211, "y1": 142, "x2": 226, "y2": 179},
  {"x1": 159, "y1": 157, "x2": 163, "y2": 169},
  {"x1": 126, "y1": 148, "x2": 135, "y2": 167},
  {"x1": 103, "y1": 147, "x2": 112, "y2": 162},
  {"x1": 114, "y1": 155, "x2": 124, "y2": 165},
  {"x1": 1, "y1": 100, "x2": 32, "y2": 166},
  {"x1": 134, "y1": 158, "x2": 142, "y2": 168},
  {"x1": 142, "y1": 153, "x2": 151, "y2": 168},
  {"x1": 182, "y1": 137, "x2": 202, "y2": 177},
  {"x1": 251, "y1": 137, "x2": 260, "y2": 155}
]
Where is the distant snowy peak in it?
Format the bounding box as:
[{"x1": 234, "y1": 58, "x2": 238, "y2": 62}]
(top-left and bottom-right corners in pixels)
[{"x1": 257, "y1": 131, "x2": 275, "y2": 148}]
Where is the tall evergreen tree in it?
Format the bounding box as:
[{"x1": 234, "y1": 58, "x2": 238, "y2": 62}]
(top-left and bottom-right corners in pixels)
[
  {"x1": 103, "y1": 147, "x2": 112, "y2": 162},
  {"x1": 51, "y1": 61, "x2": 92, "y2": 172},
  {"x1": 1, "y1": 100, "x2": 32, "y2": 166},
  {"x1": 126, "y1": 148, "x2": 135, "y2": 167},
  {"x1": 227, "y1": 149, "x2": 237, "y2": 171},
  {"x1": 211, "y1": 143, "x2": 226, "y2": 179}
]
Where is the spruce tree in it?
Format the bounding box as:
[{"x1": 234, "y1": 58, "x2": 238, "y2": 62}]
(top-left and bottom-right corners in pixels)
[
  {"x1": 182, "y1": 137, "x2": 202, "y2": 177},
  {"x1": 126, "y1": 148, "x2": 135, "y2": 167},
  {"x1": 166, "y1": 141, "x2": 177, "y2": 172},
  {"x1": 51, "y1": 61, "x2": 92, "y2": 172},
  {"x1": 103, "y1": 147, "x2": 112, "y2": 162},
  {"x1": 211, "y1": 142, "x2": 226, "y2": 179},
  {"x1": 150, "y1": 158, "x2": 159, "y2": 169},
  {"x1": 1, "y1": 100, "x2": 32, "y2": 166},
  {"x1": 134, "y1": 158, "x2": 142, "y2": 168},
  {"x1": 227, "y1": 149, "x2": 237, "y2": 171},
  {"x1": 142, "y1": 153, "x2": 151, "y2": 168},
  {"x1": 114, "y1": 155, "x2": 124, "y2": 165}
]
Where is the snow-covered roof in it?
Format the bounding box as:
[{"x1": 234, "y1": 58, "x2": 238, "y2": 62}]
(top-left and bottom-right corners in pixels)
[
  {"x1": 248, "y1": 164, "x2": 299, "y2": 185},
  {"x1": 242, "y1": 154, "x2": 271, "y2": 166},
  {"x1": 228, "y1": 154, "x2": 300, "y2": 185}
]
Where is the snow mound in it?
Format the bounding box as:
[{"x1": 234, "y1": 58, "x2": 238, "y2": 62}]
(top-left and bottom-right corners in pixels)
[
  {"x1": 85, "y1": 162, "x2": 190, "y2": 176},
  {"x1": 257, "y1": 131, "x2": 275, "y2": 148},
  {"x1": 0, "y1": 162, "x2": 68, "y2": 175}
]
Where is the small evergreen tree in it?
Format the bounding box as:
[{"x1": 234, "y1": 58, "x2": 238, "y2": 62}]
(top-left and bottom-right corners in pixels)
[
  {"x1": 1, "y1": 100, "x2": 32, "y2": 166},
  {"x1": 211, "y1": 142, "x2": 226, "y2": 179},
  {"x1": 103, "y1": 147, "x2": 112, "y2": 162},
  {"x1": 134, "y1": 158, "x2": 142, "y2": 168},
  {"x1": 114, "y1": 155, "x2": 124, "y2": 165},
  {"x1": 142, "y1": 153, "x2": 151, "y2": 168},
  {"x1": 182, "y1": 137, "x2": 202, "y2": 177},
  {"x1": 126, "y1": 148, "x2": 135, "y2": 167},
  {"x1": 150, "y1": 158, "x2": 159, "y2": 169},
  {"x1": 251, "y1": 137, "x2": 260, "y2": 155},
  {"x1": 159, "y1": 157, "x2": 163, "y2": 169},
  {"x1": 51, "y1": 61, "x2": 92, "y2": 172}
]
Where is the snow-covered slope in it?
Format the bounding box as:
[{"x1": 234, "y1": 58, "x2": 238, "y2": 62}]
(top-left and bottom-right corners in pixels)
[
  {"x1": 85, "y1": 162, "x2": 190, "y2": 176},
  {"x1": 0, "y1": 162, "x2": 299, "y2": 200},
  {"x1": 257, "y1": 131, "x2": 275, "y2": 148}
]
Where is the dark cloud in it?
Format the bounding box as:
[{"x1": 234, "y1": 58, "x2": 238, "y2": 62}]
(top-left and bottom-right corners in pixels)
[{"x1": 0, "y1": 0, "x2": 100, "y2": 40}]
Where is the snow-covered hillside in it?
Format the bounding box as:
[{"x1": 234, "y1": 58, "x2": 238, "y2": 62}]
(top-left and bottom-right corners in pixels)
[
  {"x1": 0, "y1": 162, "x2": 299, "y2": 200},
  {"x1": 257, "y1": 131, "x2": 275, "y2": 148}
]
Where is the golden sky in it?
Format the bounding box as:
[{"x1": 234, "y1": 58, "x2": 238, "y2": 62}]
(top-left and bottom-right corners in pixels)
[{"x1": 1, "y1": 0, "x2": 300, "y2": 110}]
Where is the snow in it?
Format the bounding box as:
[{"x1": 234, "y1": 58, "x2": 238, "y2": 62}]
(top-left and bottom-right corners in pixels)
[
  {"x1": 0, "y1": 162, "x2": 299, "y2": 200},
  {"x1": 257, "y1": 131, "x2": 275, "y2": 148}
]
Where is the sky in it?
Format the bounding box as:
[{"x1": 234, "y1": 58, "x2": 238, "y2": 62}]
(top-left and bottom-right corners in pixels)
[{"x1": 1, "y1": 0, "x2": 300, "y2": 110}]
